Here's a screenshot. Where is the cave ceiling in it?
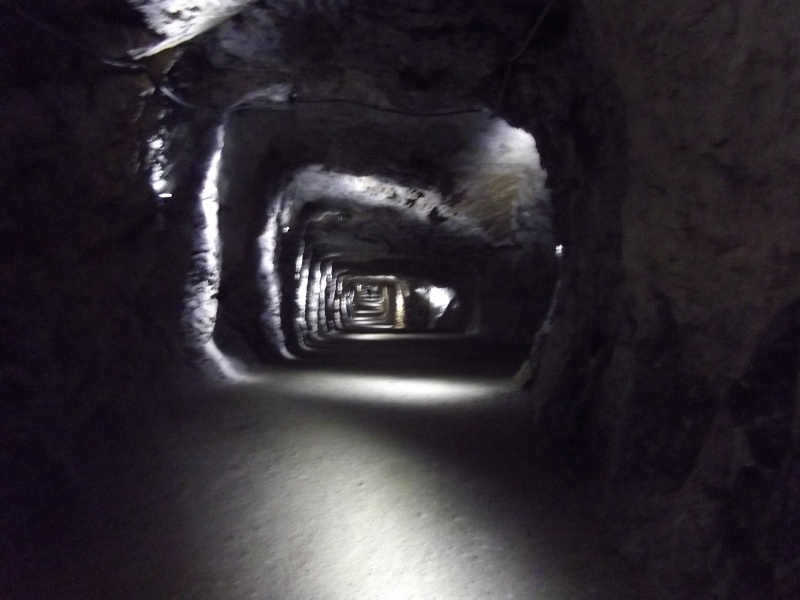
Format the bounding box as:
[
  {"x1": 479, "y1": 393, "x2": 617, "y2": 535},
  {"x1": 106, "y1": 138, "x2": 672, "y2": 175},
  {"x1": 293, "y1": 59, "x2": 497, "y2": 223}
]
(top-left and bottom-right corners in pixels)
[
  {"x1": 121, "y1": 0, "x2": 559, "y2": 114},
  {"x1": 149, "y1": 0, "x2": 558, "y2": 282},
  {"x1": 12, "y1": 0, "x2": 559, "y2": 286}
]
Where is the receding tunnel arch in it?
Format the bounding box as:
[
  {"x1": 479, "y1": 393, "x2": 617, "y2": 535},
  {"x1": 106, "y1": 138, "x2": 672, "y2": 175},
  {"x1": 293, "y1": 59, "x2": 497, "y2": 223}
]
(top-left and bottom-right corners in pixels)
[{"x1": 202, "y1": 102, "x2": 558, "y2": 364}]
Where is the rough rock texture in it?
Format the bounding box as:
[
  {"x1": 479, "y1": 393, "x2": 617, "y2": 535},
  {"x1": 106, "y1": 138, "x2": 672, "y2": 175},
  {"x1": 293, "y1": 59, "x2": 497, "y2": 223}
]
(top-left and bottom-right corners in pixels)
[
  {"x1": 213, "y1": 106, "x2": 554, "y2": 358},
  {"x1": 518, "y1": 2, "x2": 800, "y2": 597},
  {"x1": 2, "y1": 0, "x2": 800, "y2": 597},
  {"x1": 0, "y1": 1, "x2": 215, "y2": 494}
]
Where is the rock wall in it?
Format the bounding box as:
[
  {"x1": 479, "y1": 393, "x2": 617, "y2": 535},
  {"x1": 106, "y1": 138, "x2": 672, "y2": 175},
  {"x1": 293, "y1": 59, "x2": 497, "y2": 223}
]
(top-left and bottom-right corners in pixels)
[
  {"x1": 512, "y1": 2, "x2": 800, "y2": 596},
  {"x1": 0, "y1": 4, "x2": 217, "y2": 496}
]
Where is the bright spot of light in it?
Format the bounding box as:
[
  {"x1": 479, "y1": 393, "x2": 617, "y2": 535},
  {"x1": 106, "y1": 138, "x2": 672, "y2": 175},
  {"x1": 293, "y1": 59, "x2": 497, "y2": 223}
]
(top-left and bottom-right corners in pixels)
[
  {"x1": 345, "y1": 173, "x2": 385, "y2": 195},
  {"x1": 201, "y1": 146, "x2": 223, "y2": 233},
  {"x1": 267, "y1": 370, "x2": 511, "y2": 407},
  {"x1": 555, "y1": 244, "x2": 563, "y2": 257},
  {"x1": 147, "y1": 132, "x2": 170, "y2": 198},
  {"x1": 130, "y1": 0, "x2": 256, "y2": 58},
  {"x1": 394, "y1": 287, "x2": 406, "y2": 329},
  {"x1": 486, "y1": 120, "x2": 538, "y2": 166},
  {"x1": 429, "y1": 286, "x2": 456, "y2": 318},
  {"x1": 189, "y1": 127, "x2": 224, "y2": 341}
]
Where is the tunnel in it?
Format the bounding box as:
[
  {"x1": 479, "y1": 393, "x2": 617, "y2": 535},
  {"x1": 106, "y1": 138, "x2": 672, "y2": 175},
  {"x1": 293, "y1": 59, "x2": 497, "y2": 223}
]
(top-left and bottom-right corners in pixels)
[
  {"x1": 2, "y1": 1, "x2": 800, "y2": 599},
  {"x1": 208, "y1": 104, "x2": 556, "y2": 363}
]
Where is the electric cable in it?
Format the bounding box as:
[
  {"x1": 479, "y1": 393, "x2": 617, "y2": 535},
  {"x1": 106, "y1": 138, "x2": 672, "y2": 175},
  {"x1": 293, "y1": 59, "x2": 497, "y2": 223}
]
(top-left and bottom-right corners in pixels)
[
  {"x1": 4, "y1": 2, "x2": 488, "y2": 119},
  {"x1": 4, "y1": 1, "x2": 219, "y2": 112},
  {"x1": 232, "y1": 96, "x2": 486, "y2": 117}
]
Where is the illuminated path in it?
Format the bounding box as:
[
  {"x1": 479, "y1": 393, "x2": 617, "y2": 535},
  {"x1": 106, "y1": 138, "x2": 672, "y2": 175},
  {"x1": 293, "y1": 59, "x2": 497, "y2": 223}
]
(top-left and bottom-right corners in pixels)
[{"x1": 6, "y1": 340, "x2": 648, "y2": 599}]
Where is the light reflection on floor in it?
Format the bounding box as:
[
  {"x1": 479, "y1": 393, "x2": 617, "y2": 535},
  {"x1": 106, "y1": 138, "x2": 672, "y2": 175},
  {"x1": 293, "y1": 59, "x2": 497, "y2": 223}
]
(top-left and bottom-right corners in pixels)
[
  {"x1": 257, "y1": 368, "x2": 513, "y2": 406},
  {"x1": 149, "y1": 368, "x2": 644, "y2": 600},
  {"x1": 252, "y1": 401, "x2": 529, "y2": 599},
  {"x1": 5, "y1": 363, "x2": 647, "y2": 600}
]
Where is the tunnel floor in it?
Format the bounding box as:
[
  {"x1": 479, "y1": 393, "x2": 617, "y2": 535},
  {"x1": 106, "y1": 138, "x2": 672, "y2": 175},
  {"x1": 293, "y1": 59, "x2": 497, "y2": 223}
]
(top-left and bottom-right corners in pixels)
[{"x1": 3, "y1": 338, "x2": 650, "y2": 599}]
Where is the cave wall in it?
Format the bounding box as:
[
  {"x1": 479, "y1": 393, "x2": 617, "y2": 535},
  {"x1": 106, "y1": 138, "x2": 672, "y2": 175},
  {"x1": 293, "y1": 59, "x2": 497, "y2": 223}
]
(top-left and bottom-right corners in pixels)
[
  {"x1": 0, "y1": 4, "x2": 217, "y2": 494},
  {"x1": 508, "y1": 2, "x2": 800, "y2": 597}
]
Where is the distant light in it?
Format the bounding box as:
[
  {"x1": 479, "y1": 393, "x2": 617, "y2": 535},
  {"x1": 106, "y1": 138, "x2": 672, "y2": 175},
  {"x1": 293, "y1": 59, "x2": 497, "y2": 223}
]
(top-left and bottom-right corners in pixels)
[
  {"x1": 158, "y1": 192, "x2": 173, "y2": 199},
  {"x1": 394, "y1": 287, "x2": 406, "y2": 329},
  {"x1": 555, "y1": 244, "x2": 563, "y2": 257}
]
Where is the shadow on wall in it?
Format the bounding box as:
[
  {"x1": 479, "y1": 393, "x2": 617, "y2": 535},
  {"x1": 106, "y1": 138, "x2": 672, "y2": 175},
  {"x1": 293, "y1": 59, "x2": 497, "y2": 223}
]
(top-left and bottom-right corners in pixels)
[
  {"x1": 1, "y1": 69, "x2": 221, "y2": 534},
  {"x1": 716, "y1": 300, "x2": 800, "y2": 598}
]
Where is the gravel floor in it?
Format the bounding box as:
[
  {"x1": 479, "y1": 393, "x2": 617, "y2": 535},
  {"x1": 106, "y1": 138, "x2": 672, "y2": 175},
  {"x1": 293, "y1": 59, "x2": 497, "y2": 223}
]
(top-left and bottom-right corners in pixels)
[{"x1": 3, "y1": 339, "x2": 651, "y2": 599}]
